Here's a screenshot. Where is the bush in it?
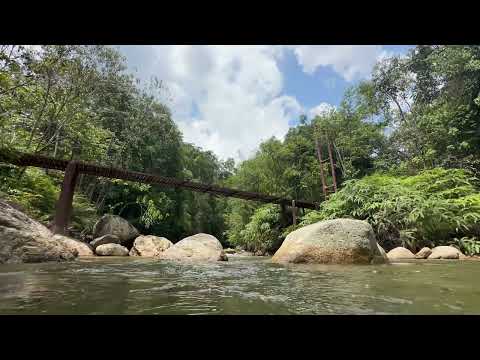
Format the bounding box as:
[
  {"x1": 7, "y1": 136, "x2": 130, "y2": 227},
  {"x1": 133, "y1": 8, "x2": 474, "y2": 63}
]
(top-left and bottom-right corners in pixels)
[
  {"x1": 299, "y1": 168, "x2": 480, "y2": 253},
  {"x1": 0, "y1": 165, "x2": 59, "y2": 221},
  {"x1": 0, "y1": 164, "x2": 99, "y2": 236},
  {"x1": 70, "y1": 193, "x2": 99, "y2": 238},
  {"x1": 227, "y1": 203, "x2": 282, "y2": 254}
]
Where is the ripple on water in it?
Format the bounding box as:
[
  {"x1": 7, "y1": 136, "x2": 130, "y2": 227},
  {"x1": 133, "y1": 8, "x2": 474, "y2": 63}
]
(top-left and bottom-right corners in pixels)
[{"x1": 1, "y1": 257, "x2": 480, "y2": 314}]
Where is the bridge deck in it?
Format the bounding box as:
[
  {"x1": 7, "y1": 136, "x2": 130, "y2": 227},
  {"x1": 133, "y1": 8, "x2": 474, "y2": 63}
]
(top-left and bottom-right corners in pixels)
[{"x1": 2, "y1": 151, "x2": 319, "y2": 210}]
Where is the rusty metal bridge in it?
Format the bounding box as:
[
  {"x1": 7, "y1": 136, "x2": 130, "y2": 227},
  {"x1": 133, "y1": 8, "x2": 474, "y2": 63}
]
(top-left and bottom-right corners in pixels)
[{"x1": 1, "y1": 151, "x2": 319, "y2": 235}]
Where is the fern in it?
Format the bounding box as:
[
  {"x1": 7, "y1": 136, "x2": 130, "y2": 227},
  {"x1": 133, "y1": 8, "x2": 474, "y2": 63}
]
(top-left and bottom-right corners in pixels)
[{"x1": 299, "y1": 168, "x2": 480, "y2": 253}]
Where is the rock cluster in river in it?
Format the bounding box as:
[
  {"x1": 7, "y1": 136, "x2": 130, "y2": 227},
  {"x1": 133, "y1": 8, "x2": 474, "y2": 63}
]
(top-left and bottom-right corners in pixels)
[
  {"x1": 160, "y1": 233, "x2": 228, "y2": 262},
  {"x1": 87, "y1": 216, "x2": 226, "y2": 261},
  {"x1": 272, "y1": 218, "x2": 388, "y2": 265},
  {"x1": 93, "y1": 214, "x2": 139, "y2": 247},
  {"x1": 90, "y1": 234, "x2": 121, "y2": 250},
  {"x1": 0, "y1": 198, "x2": 471, "y2": 265},
  {"x1": 386, "y1": 246, "x2": 466, "y2": 261}
]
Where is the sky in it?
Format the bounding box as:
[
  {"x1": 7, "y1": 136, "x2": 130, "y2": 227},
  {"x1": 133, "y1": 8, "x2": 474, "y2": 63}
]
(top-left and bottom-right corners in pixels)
[{"x1": 117, "y1": 45, "x2": 413, "y2": 163}]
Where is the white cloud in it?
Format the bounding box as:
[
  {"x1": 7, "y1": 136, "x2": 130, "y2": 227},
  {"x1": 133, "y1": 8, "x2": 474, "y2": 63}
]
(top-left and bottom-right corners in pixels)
[
  {"x1": 121, "y1": 45, "x2": 301, "y2": 162},
  {"x1": 290, "y1": 45, "x2": 385, "y2": 81},
  {"x1": 118, "y1": 45, "x2": 399, "y2": 162},
  {"x1": 309, "y1": 102, "x2": 335, "y2": 119}
]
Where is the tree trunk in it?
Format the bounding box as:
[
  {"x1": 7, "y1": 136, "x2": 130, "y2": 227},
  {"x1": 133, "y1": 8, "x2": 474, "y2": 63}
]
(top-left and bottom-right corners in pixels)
[
  {"x1": 391, "y1": 95, "x2": 406, "y2": 122},
  {"x1": 315, "y1": 137, "x2": 328, "y2": 200},
  {"x1": 327, "y1": 140, "x2": 337, "y2": 193}
]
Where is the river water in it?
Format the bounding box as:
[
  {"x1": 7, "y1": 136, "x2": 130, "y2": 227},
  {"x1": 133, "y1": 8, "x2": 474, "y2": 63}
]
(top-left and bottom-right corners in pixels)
[{"x1": 1, "y1": 255, "x2": 480, "y2": 314}]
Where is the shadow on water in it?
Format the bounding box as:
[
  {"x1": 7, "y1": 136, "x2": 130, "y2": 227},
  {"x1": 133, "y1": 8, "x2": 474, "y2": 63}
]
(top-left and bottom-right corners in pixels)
[{"x1": 1, "y1": 257, "x2": 480, "y2": 314}]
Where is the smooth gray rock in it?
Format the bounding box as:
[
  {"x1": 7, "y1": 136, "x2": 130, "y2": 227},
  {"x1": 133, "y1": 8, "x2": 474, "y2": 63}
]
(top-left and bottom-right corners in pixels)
[
  {"x1": 92, "y1": 215, "x2": 139, "y2": 245},
  {"x1": 272, "y1": 218, "x2": 387, "y2": 264},
  {"x1": 428, "y1": 246, "x2": 464, "y2": 259},
  {"x1": 95, "y1": 243, "x2": 129, "y2": 256},
  {"x1": 387, "y1": 247, "x2": 416, "y2": 260},
  {"x1": 160, "y1": 233, "x2": 227, "y2": 262},
  {"x1": 53, "y1": 234, "x2": 94, "y2": 256},
  {"x1": 0, "y1": 199, "x2": 77, "y2": 264},
  {"x1": 129, "y1": 235, "x2": 173, "y2": 257},
  {"x1": 90, "y1": 234, "x2": 120, "y2": 250}
]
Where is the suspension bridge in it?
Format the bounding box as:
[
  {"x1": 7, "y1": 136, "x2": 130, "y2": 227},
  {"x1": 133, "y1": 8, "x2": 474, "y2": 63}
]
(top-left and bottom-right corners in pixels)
[{"x1": 1, "y1": 151, "x2": 319, "y2": 235}]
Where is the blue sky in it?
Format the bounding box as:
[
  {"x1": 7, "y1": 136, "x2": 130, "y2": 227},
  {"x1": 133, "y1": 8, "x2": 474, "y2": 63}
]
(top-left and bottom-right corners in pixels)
[
  {"x1": 280, "y1": 45, "x2": 412, "y2": 113},
  {"x1": 118, "y1": 45, "x2": 413, "y2": 162}
]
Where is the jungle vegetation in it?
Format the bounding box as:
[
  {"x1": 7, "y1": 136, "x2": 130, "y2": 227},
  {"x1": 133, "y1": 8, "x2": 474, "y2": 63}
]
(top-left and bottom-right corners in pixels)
[{"x1": 1, "y1": 45, "x2": 479, "y2": 254}]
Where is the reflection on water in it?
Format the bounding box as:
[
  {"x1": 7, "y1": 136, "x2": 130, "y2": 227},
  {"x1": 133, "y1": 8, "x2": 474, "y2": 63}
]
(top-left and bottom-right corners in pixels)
[{"x1": 1, "y1": 256, "x2": 480, "y2": 314}]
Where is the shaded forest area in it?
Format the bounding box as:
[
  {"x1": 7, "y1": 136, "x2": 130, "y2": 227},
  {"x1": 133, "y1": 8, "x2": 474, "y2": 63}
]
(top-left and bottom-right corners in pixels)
[{"x1": 1, "y1": 45, "x2": 480, "y2": 255}]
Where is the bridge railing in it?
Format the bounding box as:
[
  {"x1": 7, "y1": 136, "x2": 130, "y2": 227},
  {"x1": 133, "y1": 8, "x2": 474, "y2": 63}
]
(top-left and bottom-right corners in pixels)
[{"x1": 1, "y1": 150, "x2": 319, "y2": 234}]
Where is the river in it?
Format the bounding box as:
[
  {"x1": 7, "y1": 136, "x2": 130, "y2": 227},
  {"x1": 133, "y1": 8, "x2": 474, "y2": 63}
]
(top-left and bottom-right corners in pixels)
[{"x1": 1, "y1": 256, "x2": 480, "y2": 314}]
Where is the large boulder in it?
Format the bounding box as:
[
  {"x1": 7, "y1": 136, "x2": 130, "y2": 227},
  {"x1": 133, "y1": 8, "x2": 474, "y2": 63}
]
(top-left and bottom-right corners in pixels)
[
  {"x1": 272, "y1": 218, "x2": 387, "y2": 264},
  {"x1": 129, "y1": 235, "x2": 173, "y2": 257},
  {"x1": 160, "y1": 233, "x2": 228, "y2": 262},
  {"x1": 53, "y1": 234, "x2": 94, "y2": 256},
  {"x1": 387, "y1": 247, "x2": 416, "y2": 260},
  {"x1": 0, "y1": 199, "x2": 77, "y2": 264},
  {"x1": 89, "y1": 234, "x2": 120, "y2": 250},
  {"x1": 92, "y1": 215, "x2": 139, "y2": 246},
  {"x1": 95, "y1": 243, "x2": 129, "y2": 256},
  {"x1": 428, "y1": 246, "x2": 464, "y2": 260},
  {"x1": 415, "y1": 247, "x2": 432, "y2": 259}
]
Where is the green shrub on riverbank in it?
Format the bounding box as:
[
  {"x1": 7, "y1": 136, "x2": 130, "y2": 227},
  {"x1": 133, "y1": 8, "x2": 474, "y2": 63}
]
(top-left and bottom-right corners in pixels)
[
  {"x1": 227, "y1": 204, "x2": 282, "y2": 254},
  {"x1": 0, "y1": 165, "x2": 58, "y2": 221},
  {"x1": 300, "y1": 168, "x2": 480, "y2": 253},
  {"x1": 0, "y1": 165, "x2": 98, "y2": 236}
]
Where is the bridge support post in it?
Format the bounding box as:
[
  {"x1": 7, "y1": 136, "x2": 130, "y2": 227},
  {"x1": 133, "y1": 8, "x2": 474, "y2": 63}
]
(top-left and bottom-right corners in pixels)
[
  {"x1": 280, "y1": 203, "x2": 289, "y2": 227},
  {"x1": 53, "y1": 161, "x2": 80, "y2": 235}
]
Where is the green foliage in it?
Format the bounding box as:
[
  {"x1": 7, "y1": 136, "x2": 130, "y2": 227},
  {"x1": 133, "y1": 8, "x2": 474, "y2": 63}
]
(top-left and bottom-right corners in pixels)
[
  {"x1": 299, "y1": 168, "x2": 480, "y2": 253},
  {"x1": 0, "y1": 165, "x2": 58, "y2": 221},
  {"x1": 311, "y1": 105, "x2": 386, "y2": 180},
  {"x1": 371, "y1": 46, "x2": 480, "y2": 176},
  {"x1": 103, "y1": 180, "x2": 172, "y2": 232},
  {"x1": 450, "y1": 237, "x2": 480, "y2": 256},
  {"x1": 0, "y1": 165, "x2": 98, "y2": 235},
  {"x1": 224, "y1": 198, "x2": 258, "y2": 247},
  {"x1": 228, "y1": 204, "x2": 282, "y2": 254},
  {"x1": 0, "y1": 45, "x2": 231, "y2": 242},
  {"x1": 70, "y1": 193, "x2": 99, "y2": 238},
  {"x1": 3, "y1": 44, "x2": 480, "y2": 253}
]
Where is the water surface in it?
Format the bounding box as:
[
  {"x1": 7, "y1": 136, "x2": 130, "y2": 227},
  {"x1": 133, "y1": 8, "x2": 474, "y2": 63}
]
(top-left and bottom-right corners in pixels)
[{"x1": 1, "y1": 256, "x2": 480, "y2": 314}]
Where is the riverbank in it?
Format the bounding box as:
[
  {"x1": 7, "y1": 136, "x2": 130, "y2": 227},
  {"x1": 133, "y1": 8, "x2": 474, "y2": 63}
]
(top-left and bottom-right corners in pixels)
[{"x1": 3, "y1": 198, "x2": 477, "y2": 265}]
